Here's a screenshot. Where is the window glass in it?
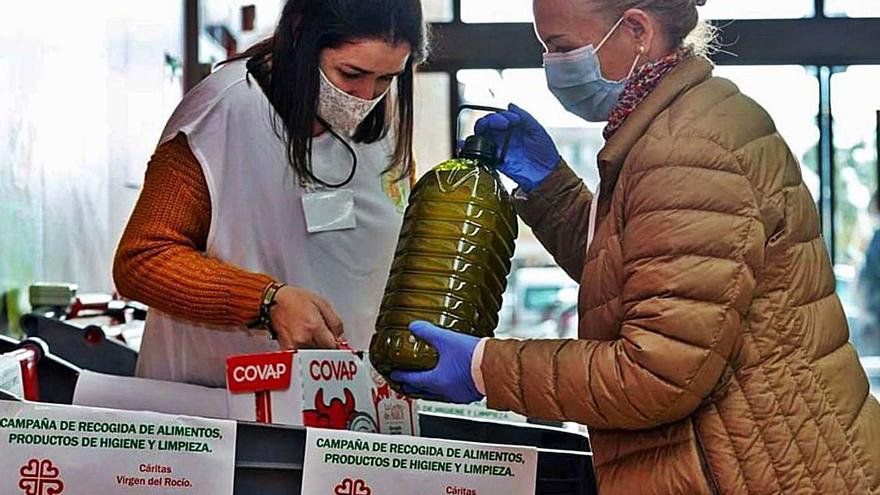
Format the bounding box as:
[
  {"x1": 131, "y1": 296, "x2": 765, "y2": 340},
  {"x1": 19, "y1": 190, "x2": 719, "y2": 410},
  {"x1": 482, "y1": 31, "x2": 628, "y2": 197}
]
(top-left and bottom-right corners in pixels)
[
  {"x1": 461, "y1": 0, "x2": 814, "y2": 23},
  {"x1": 697, "y1": 0, "x2": 814, "y2": 19},
  {"x1": 524, "y1": 287, "x2": 565, "y2": 312},
  {"x1": 413, "y1": 72, "x2": 452, "y2": 175},
  {"x1": 422, "y1": 0, "x2": 454, "y2": 22},
  {"x1": 831, "y1": 66, "x2": 880, "y2": 361},
  {"x1": 825, "y1": 0, "x2": 880, "y2": 17},
  {"x1": 461, "y1": 0, "x2": 531, "y2": 23},
  {"x1": 713, "y1": 65, "x2": 821, "y2": 199}
]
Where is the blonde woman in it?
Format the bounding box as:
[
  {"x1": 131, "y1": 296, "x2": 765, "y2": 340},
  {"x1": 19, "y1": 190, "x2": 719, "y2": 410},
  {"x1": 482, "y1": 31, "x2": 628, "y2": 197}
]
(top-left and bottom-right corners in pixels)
[{"x1": 393, "y1": 0, "x2": 880, "y2": 493}]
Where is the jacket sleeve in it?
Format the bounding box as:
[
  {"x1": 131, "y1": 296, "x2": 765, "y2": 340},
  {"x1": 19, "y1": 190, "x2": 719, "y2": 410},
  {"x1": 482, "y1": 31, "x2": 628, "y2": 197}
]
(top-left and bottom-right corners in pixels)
[
  {"x1": 512, "y1": 161, "x2": 594, "y2": 280},
  {"x1": 483, "y1": 142, "x2": 764, "y2": 430},
  {"x1": 113, "y1": 133, "x2": 274, "y2": 326}
]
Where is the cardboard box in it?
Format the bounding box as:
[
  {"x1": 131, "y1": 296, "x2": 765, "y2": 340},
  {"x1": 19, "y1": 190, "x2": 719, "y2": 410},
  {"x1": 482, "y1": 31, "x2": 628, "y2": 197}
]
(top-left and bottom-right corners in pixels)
[
  {"x1": 368, "y1": 362, "x2": 421, "y2": 436},
  {"x1": 226, "y1": 350, "x2": 418, "y2": 436}
]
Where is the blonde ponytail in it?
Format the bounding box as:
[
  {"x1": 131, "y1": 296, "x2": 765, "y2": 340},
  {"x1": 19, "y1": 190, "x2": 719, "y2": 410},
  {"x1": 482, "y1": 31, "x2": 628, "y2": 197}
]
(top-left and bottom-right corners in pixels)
[{"x1": 597, "y1": 0, "x2": 717, "y2": 55}]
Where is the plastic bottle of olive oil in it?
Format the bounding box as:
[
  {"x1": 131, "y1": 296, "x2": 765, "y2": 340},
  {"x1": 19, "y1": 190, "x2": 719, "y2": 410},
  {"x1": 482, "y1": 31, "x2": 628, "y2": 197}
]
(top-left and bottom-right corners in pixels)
[{"x1": 370, "y1": 107, "x2": 518, "y2": 392}]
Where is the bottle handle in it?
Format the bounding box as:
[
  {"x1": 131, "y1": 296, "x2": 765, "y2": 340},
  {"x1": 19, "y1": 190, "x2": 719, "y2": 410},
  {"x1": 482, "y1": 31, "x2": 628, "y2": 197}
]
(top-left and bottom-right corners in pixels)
[{"x1": 456, "y1": 105, "x2": 513, "y2": 166}]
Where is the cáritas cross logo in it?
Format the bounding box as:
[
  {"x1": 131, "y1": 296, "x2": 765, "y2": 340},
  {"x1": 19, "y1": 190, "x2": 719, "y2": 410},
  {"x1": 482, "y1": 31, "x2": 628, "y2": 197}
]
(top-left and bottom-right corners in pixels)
[
  {"x1": 334, "y1": 477, "x2": 372, "y2": 495},
  {"x1": 18, "y1": 459, "x2": 64, "y2": 495}
]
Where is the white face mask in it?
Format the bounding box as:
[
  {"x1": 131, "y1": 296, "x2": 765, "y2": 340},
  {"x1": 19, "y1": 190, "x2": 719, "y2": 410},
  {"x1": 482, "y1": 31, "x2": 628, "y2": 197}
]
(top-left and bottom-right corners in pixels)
[
  {"x1": 317, "y1": 68, "x2": 391, "y2": 137},
  {"x1": 543, "y1": 16, "x2": 642, "y2": 122}
]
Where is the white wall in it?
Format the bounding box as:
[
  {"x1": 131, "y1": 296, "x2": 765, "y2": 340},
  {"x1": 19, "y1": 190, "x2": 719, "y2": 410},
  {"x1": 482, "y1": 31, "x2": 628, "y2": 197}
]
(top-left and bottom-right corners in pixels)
[{"x1": 0, "y1": 1, "x2": 183, "y2": 295}]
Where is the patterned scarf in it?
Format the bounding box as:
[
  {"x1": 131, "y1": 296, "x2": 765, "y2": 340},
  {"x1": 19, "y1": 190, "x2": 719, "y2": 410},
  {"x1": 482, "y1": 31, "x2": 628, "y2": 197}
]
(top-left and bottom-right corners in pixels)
[{"x1": 603, "y1": 47, "x2": 693, "y2": 139}]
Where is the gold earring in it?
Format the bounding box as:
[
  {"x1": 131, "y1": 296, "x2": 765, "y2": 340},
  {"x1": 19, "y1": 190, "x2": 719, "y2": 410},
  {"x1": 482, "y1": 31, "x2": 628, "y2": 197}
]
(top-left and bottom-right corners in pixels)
[{"x1": 628, "y1": 45, "x2": 646, "y2": 77}]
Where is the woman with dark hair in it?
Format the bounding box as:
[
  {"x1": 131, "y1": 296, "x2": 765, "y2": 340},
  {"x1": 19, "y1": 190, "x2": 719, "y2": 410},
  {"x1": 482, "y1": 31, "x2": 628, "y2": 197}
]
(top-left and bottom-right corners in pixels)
[{"x1": 114, "y1": 0, "x2": 428, "y2": 387}]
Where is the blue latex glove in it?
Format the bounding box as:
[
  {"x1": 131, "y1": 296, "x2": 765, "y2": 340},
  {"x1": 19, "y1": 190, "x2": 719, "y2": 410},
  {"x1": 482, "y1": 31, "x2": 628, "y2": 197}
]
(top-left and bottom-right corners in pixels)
[
  {"x1": 391, "y1": 321, "x2": 484, "y2": 404},
  {"x1": 474, "y1": 103, "x2": 561, "y2": 192}
]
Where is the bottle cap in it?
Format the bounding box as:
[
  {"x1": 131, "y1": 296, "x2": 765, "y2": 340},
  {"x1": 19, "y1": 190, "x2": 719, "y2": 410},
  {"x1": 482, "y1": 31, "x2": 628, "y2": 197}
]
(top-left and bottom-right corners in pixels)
[{"x1": 458, "y1": 135, "x2": 499, "y2": 164}]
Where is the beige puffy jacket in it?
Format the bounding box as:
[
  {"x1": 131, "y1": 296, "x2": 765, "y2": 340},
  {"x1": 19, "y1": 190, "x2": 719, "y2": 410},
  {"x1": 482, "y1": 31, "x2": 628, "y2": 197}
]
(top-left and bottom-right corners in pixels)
[{"x1": 482, "y1": 57, "x2": 880, "y2": 494}]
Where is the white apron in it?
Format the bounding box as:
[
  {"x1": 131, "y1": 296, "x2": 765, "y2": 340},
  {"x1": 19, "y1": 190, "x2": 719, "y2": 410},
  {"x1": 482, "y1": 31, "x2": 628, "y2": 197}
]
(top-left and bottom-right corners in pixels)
[{"x1": 137, "y1": 60, "x2": 408, "y2": 387}]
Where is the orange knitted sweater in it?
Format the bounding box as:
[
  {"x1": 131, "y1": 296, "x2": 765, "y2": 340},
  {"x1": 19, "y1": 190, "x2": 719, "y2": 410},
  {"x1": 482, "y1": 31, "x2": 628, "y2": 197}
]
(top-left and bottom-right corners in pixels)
[{"x1": 114, "y1": 133, "x2": 273, "y2": 326}]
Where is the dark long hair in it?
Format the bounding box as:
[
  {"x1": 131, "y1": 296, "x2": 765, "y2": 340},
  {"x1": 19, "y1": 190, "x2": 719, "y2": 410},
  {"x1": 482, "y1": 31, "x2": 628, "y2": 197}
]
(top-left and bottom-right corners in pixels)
[{"x1": 228, "y1": 0, "x2": 427, "y2": 181}]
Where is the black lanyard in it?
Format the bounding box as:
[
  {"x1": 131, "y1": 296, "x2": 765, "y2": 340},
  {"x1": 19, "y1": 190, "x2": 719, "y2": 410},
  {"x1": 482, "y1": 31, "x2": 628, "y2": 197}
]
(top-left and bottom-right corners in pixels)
[{"x1": 307, "y1": 116, "x2": 358, "y2": 189}]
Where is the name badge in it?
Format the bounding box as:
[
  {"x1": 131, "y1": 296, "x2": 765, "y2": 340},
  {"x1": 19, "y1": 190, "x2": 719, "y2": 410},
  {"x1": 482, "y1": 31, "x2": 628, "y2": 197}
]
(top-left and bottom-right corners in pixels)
[{"x1": 302, "y1": 189, "x2": 356, "y2": 233}]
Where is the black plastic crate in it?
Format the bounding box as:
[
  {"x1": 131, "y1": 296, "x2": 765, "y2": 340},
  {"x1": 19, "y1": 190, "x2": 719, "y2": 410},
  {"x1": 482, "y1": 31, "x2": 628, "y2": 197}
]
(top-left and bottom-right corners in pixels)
[
  {"x1": 0, "y1": 334, "x2": 79, "y2": 405},
  {"x1": 20, "y1": 313, "x2": 137, "y2": 377},
  {"x1": 419, "y1": 411, "x2": 591, "y2": 451}
]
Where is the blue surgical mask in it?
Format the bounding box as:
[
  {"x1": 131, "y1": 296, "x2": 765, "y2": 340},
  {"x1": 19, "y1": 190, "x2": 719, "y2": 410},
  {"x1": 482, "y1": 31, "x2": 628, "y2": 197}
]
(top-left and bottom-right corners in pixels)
[{"x1": 543, "y1": 16, "x2": 643, "y2": 122}]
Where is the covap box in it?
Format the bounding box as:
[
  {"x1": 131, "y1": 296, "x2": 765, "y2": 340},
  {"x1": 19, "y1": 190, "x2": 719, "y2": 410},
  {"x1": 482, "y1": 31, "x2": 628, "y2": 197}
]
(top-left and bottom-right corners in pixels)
[{"x1": 226, "y1": 350, "x2": 418, "y2": 436}]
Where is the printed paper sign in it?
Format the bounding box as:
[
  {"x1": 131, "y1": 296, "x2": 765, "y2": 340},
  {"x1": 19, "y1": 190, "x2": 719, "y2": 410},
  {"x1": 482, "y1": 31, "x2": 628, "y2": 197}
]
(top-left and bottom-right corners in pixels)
[
  {"x1": 73, "y1": 370, "x2": 230, "y2": 420},
  {"x1": 418, "y1": 400, "x2": 529, "y2": 424},
  {"x1": 0, "y1": 355, "x2": 24, "y2": 398},
  {"x1": 0, "y1": 401, "x2": 236, "y2": 495},
  {"x1": 302, "y1": 428, "x2": 538, "y2": 495}
]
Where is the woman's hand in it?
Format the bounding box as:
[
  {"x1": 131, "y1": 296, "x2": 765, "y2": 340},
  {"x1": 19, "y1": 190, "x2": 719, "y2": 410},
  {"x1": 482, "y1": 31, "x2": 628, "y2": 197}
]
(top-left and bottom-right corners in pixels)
[
  {"x1": 475, "y1": 103, "x2": 562, "y2": 192},
  {"x1": 270, "y1": 286, "x2": 344, "y2": 349}
]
